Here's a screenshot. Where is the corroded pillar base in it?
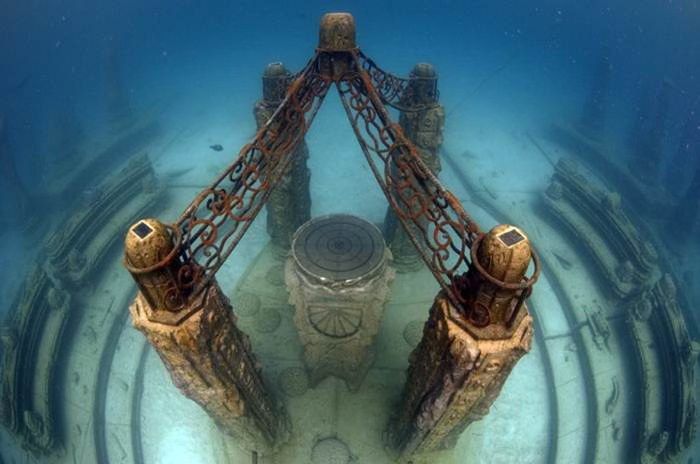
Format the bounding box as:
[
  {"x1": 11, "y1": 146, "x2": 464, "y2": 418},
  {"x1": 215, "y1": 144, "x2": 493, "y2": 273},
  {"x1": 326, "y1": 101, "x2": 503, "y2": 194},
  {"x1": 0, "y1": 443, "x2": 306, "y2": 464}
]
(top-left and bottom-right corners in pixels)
[
  {"x1": 388, "y1": 293, "x2": 533, "y2": 456},
  {"x1": 130, "y1": 283, "x2": 288, "y2": 453}
]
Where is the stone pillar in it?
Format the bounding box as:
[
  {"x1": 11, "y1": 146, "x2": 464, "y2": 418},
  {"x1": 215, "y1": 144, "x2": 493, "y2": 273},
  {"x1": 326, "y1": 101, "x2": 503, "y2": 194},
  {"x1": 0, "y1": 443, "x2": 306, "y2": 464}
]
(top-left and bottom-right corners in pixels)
[
  {"x1": 124, "y1": 219, "x2": 287, "y2": 453},
  {"x1": 285, "y1": 215, "x2": 394, "y2": 391},
  {"x1": 385, "y1": 63, "x2": 445, "y2": 271},
  {"x1": 254, "y1": 62, "x2": 311, "y2": 250},
  {"x1": 388, "y1": 225, "x2": 537, "y2": 456},
  {"x1": 579, "y1": 47, "x2": 611, "y2": 137}
]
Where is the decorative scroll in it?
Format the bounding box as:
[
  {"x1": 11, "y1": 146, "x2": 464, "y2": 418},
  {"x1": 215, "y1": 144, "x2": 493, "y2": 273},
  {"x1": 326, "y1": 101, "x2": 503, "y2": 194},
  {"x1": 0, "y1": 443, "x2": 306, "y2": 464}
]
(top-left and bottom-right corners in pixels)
[
  {"x1": 337, "y1": 50, "x2": 481, "y2": 311},
  {"x1": 175, "y1": 54, "x2": 331, "y2": 298},
  {"x1": 170, "y1": 48, "x2": 482, "y2": 314},
  {"x1": 357, "y1": 50, "x2": 439, "y2": 112}
]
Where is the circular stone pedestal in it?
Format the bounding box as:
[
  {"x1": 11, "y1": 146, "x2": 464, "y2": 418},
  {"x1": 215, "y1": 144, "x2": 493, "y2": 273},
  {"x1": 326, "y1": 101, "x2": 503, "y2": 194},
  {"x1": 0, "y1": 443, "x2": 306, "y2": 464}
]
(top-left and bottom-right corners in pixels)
[{"x1": 285, "y1": 214, "x2": 394, "y2": 391}]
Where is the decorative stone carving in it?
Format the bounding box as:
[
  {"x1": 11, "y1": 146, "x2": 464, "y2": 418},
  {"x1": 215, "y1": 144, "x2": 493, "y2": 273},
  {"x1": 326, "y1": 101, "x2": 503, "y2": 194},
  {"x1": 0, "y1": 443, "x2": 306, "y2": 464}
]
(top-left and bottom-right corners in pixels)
[
  {"x1": 311, "y1": 436, "x2": 353, "y2": 464},
  {"x1": 389, "y1": 293, "x2": 533, "y2": 455},
  {"x1": 543, "y1": 158, "x2": 660, "y2": 298},
  {"x1": 254, "y1": 62, "x2": 311, "y2": 249},
  {"x1": 389, "y1": 225, "x2": 537, "y2": 456},
  {"x1": 46, "y1": 154, "x2": 162, "y2": 287},
  {"x1": 626, "y1": 273, "x2": 698, "y2": 461},
  {"x1": 233, "y1": 292, "x2": 261, "y2": 318},
  {"x1": 605, "y1": 376, "x2": 620, "y2": 415},
  {"x1": 130, "y1": 283, "x2": 288, "y2": 453},
  {"x1": 0, "y1": 267, "x2": 68, "y2": 453},
  {"x1": 46, "y1": 287, "x2": 70, "y2": 313},
  {"x1": 647, "y1": 430, "x2": 669, "y2": 457},
  {"x1": 278, "y1": 367, "x2": 309, "y2": 398},
  {"x1": 285, "y1": 215, "x2": 394, "y2": 391},
  {"x1": 586, "y1": 307, "x2": 611, "y2": 352}
]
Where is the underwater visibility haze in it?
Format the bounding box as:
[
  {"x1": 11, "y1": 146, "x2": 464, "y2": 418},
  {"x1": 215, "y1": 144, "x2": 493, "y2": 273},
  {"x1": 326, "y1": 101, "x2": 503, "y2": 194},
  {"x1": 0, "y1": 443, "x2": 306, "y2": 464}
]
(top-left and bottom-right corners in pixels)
[{"x1": 0, "y1": 1, "x2": 699, "y2": 463}]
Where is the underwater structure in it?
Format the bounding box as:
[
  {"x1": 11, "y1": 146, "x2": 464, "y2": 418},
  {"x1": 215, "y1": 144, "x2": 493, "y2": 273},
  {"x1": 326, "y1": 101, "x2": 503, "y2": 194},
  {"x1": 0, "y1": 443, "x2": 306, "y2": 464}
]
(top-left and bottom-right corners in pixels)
[
  {"x1": 122, "y1": 11, "x2": 538, "y2": 458},
  {"x1": 0, "y1": 9, "x2": 697, "y2": 464},
  {"x1": 389, "y1": 224, "x2": 537, "y2": 455},
  {"x1": 384, "y1": 62, "x2": 445, "y2": 270},
  {"x1": 254, "y1": 62, "x2": 312, "y2": 250}
]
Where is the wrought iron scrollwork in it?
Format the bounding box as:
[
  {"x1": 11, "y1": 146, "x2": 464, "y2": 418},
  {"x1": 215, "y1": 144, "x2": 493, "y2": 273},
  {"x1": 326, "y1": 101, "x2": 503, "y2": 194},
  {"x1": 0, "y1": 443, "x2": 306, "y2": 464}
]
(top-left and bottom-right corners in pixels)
[
  {"x1": 170, "y1": 47, "x2": 483, "y2": 315},
  {"x1": 175, "y1": 54, "x2": 331, "y2": 297},
  {"x1": 337, "y1": 50, "x2": 480, "y2": 310},
  {"x1": 357, "y1": 51, "x2": 440, "y2": 112}
]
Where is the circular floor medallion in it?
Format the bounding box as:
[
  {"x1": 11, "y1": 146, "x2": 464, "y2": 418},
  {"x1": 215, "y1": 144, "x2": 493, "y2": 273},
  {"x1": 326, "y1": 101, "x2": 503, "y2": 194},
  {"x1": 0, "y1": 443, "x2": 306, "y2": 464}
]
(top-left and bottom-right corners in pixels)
[
  {"x1": 311, "y1": 437, "x2": 351, "y2": 464},
  {"x1": 233, "y1": 292, "x2": 261, "y2": 317},
  {"x1": 253, "y1": 307, "x2": 281, "y2": 333},
  {"x1": 278, "y1": 367, "x2": 309, "y2": 397},
  {"x1": 403, "y1": 319, "x2": 425, "y2": 347}
]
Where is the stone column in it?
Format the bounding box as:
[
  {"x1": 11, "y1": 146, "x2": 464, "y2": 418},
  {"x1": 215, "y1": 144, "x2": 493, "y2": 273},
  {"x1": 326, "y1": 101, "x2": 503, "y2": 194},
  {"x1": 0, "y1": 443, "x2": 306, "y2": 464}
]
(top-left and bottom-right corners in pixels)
[
  {"x1": 385, "y1": 63, "x2": 445, "y2": 271},
  {"x1": 254, "y1": 62, "x2": 311, "y2": 250},
  {"x1": 124, "y1": 219, "x2": 287, "y2": 453},
  {"x1": 388, "y1": 225, "x2": 537, "y2": 456}
]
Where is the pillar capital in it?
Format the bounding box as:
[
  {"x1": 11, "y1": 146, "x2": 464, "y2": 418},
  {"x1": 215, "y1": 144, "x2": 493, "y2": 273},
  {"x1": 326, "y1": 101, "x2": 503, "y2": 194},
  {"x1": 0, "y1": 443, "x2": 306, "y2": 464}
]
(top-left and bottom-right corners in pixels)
[{"x1": 318, "y1": 12, "x2": 356, "y2": 51}]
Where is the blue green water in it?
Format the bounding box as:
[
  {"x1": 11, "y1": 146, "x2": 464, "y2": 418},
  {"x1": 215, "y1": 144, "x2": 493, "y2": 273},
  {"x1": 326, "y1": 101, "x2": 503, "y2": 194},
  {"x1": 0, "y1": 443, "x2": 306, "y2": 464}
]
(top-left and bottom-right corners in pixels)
[{"x1": 0, "y1": 1, "x2": 698, "y2": 463}]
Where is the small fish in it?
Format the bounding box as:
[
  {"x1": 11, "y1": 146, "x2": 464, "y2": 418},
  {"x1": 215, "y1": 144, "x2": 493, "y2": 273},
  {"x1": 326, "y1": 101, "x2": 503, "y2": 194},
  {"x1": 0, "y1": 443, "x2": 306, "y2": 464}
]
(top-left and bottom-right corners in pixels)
[{"x1": 209, "y1": 144, "x2": 223, "y2": 152}]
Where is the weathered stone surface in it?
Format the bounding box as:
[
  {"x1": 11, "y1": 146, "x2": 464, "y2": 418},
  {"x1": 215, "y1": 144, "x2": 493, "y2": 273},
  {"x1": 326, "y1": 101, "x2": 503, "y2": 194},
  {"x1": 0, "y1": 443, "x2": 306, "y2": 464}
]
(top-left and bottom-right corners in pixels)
[
  {"x1": 547, "y1": 122, "x2": 674, "y2": 218},
  {"x1": 254, "y1": 94, "x2": 311, "y2": 249},
  {"x1": 0, "y1": 265, "x2": 70, "y2": 454},
  {"x1": 233, "y1": 292, "x2": 261, "y2": 318},
  {"x1": 543, "y1": 158, "x2": 659, "y2": 298},
  {"x1": 389, "y1": 293, "x2": 533, "y2": 455},
  {"x1": 46, "y1": 154, "x2": 162, "y2": 287},
  {"x1": 626, "y1": 274, "x2": 698, "y2": 461},
  {"x1": 402, "y1": 319, "x2": 424, "y2": 347},
  {"x1": 253, "y1": 307, "x2": 281, "y2": 334},
  {"x1": 311, "y1": 436, "x2": 352, "y2": 464},
  {"x1": 130, "y1": 283, "x2": 288, "y2": 453},
  {"x1": 285, "y1": 215, "x2": 394, "y2": 391},
  {"x1": 278, "y1": 367, "x2": 309, "y2": 398}
]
